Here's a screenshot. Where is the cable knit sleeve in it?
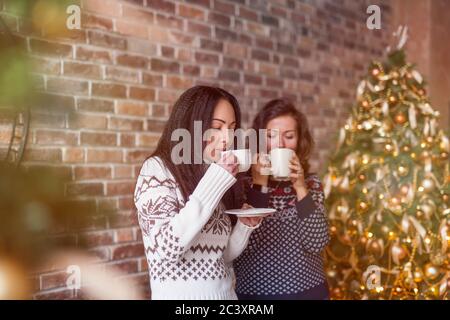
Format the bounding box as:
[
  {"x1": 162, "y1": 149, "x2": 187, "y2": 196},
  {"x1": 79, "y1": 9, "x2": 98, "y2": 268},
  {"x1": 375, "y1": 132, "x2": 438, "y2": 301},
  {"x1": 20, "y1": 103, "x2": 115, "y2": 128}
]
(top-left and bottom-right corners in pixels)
[
  {"x1": 295, "y1": 174, "x2": 330, "y2": 254},
  {"x1": 223, "y1": 220, "x2": 258, "y2": 263},
  {"x1": 134, "y1": 157, "x2": 236, "y2": 263}
]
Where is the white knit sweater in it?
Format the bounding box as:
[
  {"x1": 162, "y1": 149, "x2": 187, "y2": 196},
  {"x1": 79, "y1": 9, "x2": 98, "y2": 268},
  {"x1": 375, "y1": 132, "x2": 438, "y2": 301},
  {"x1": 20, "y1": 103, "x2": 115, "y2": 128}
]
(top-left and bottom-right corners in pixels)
[{"x1": 134, "y1": 156, "x2": 257, "y2": 300}]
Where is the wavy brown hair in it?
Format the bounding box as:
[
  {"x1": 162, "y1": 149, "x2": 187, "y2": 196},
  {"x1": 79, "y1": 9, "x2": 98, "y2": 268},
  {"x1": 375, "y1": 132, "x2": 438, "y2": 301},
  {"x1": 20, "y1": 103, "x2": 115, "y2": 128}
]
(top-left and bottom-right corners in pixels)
[{"x1": 252, "y1": 98, "x2": 314, "y2": 175}]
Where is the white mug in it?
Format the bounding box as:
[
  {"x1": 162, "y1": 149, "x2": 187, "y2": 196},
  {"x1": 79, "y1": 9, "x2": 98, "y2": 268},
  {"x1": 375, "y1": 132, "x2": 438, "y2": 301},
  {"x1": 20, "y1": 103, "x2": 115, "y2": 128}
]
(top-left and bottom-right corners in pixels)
[
  {"x1": 221, "y1": 149, "x2": 252, "y2": 173},
  {"x1": 260, "y1": 148, "x2": 295, "y2": 180}
]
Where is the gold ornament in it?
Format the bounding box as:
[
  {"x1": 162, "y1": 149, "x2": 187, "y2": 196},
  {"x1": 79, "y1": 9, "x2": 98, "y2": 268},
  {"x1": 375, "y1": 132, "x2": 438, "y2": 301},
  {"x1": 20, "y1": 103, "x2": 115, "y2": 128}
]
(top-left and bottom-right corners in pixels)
[
  {"x1": 431, "y1": 253, "x2": 445, "y2": 266},
  {"x1": 388, "y1": 95, "x2": 397, "y2": 104},
  {"x1": 394, "y1": 112, "x2": 407, "y2": 125},
  {"x1": 442, "y1": 193, "x2": 449, "y2": 203},
  {"x1": 402, "y1": 145, "x2": 411, "y2": 153},
  {"x1": 413, "y1": 268, "x2": 423, "y2": 283},
  {"x1": 384, "y1": 143, "x2": 394, "y2": 154},
  {"x1": 424, "y1": 263, "x2": 439, "y2": 281},
  {"x1": 357, "y1": 200, "x2": 369, "y2": 213},
  {"x1": 367, "y1": 238, "x2": 384, "y2": 258},
  {"x1": 397, "y1": 164, "x2": 409, "y2": 177},
  {"x1": 391, "y1": 243, "x2": 407, "y2": 264},
  {"x1": 400, "y1": 185, "x2": 409, "y2": 195},
  {"x1": 440, "y1": 152, "x2": 449, "y2": 161},
  {"x1": 421, "y1": 177, "x2": 435, "y2": 193},
  {"x1": 361, "y1": 154, "x2": 371, "y2": 165},
  {"x1": 361, "y1": 100, "x2": 370, "y2": 109}
]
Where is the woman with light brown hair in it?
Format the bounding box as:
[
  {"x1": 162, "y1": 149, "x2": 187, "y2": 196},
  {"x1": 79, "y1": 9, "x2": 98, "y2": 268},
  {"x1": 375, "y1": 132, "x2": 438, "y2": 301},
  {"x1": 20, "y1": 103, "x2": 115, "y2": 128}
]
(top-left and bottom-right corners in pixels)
[{"x1": 233, "y1": 98, "x2": 330, "y2": 300}]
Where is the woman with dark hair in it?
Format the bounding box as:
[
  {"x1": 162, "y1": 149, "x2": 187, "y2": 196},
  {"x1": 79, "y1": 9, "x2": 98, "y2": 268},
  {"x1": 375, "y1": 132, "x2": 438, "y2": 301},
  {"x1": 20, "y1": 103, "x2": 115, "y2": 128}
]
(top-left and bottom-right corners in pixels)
[
  {"x1": 233, "y1": 98, "x2": 330, "y2": 300},
  {"x1": 134, "y1": 86, "x2": 261, "y2": 300}
]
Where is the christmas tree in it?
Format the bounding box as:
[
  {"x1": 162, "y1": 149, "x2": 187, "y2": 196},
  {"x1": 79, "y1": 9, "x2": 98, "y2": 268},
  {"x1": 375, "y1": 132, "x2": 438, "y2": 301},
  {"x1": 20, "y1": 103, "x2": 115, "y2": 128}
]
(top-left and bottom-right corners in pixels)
[{"x1": 323, "y1": 47, "x2": 450, "y2": 299}]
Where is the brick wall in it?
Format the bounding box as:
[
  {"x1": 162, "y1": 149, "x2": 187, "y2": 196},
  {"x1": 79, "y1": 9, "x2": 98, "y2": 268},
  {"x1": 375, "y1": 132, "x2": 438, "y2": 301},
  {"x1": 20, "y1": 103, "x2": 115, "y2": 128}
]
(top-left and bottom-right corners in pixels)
[{"x1": 0, "y1": 0, "x2": 393, "y2": 299}]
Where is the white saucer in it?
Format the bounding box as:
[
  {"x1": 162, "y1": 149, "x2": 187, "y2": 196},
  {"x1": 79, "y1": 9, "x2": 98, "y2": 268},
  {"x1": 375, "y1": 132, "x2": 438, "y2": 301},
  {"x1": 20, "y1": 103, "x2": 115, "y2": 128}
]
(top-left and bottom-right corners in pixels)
[{"x1": 224, "y1": 208, "x2": 276, "y2": 218}]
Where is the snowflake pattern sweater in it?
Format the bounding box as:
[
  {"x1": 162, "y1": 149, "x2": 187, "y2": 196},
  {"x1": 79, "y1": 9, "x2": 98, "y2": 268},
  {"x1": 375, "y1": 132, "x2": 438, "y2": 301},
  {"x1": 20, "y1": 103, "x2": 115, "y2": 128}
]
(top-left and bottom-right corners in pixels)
[
  {"x1": 134, "y1": 156, "x2": 257, "y2": 300},
  {"x1": 233, "y1": 174, "x2": 330, "y2": 299}
]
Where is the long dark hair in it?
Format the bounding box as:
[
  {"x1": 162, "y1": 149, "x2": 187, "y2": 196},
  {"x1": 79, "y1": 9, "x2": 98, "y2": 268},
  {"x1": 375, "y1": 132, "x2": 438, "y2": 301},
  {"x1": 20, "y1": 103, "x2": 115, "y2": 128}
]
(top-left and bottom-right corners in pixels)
[
  {"x1": 149, "y1": 86, "x2": 244, "y2": 210},
  {"x1": 252, "y1": 98, "x2": 314, "y2": 175}
]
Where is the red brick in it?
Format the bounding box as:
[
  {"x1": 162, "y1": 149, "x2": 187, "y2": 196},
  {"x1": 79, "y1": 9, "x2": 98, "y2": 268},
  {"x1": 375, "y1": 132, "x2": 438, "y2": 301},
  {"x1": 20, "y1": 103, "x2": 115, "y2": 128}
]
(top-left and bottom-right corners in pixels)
[
  {"x1": 137, "y1": 133, "x2": 160, "y2": 147},
  {"x1": 129, "y1": 87, "x2": 155, "y2": 101},
  {"x1": 35, "y1": 129, "x2": 78, "y2": 146},
  {"x1": 82, "y1": 0, "x2": 121, "y2": 17},
  {"x1": 187, "y1": 21, "x2": 211, "y2": 37},
  {"x1": 63, "y1": 61, "x2": 102, "y2": 79},
  {"x1": 119, "y1": 133, "x2": 136, "y2": 147},
  {"x1": 29, "y1": 57, "x2": 61, "y2": 75},
  {"x1": 39, "y1": 271, "x2": 69, "y2": 291},
  {"x1": 156, "y1": 88, "x2": 179, "y2": 103},
  {"x1": 78, "y1": 98, "x2": 115, "y2": 113},
  {"x1": 68, "y1": 112, "x2": 108, "y2": 130},
  {"x1": 66, "y1": 182, "x2": 104, "y2": 196},
  {"x1": 63, "y1": 147, "x2": 85, "y2": 163},
  {"x1": 166, "y1": 75, "x2": 194, "y2": 89},
  {"x1": 213, "y1": 0, "x2": 235, "y2": 14},
  {"x1": 200, "y1": 38, "x2": 223, "y2": 52},
  {"x1": 87, "y1": 149, "x2": 123, "y2": 163},
  {"x1": 81, "y1": 132, "x2": 117, "y2": 146},
  {"x1": 126, "y1": 149, "x2": 151, "y2": 163},
  {"x1": 161, "y1": 45, "x2": 175, "y2": 58},
  {"x1": 112, "y1": 243, "x2": 145, "y2": 259},
  {"x1": 105, "y1": 66, "x2": 139, "y2": 83},
  {"x1": 117, "y1": 101, "x2": 148, "y2": 117},
  {"x1": 154, "y1": 13, "x2": 183, "y2": 29},
  {"x1": 104, "y1": 260, "x2": 139, "y2": 274},
  {"x1": 116, "y1": 54, "x2": 148, "y2": 69},
  {"x1": 183, "y1": 64, "x2": 200, "y2": 76},
  {"x1": 142, "y1": 73, "x2": 163, "y2": 87},
  {"x1": 168, "y1": 31, "x2": 195, "y2": 45},
  {"x1": 145, "y1": 0, "x2": 175, "y2": 14},
  {"x1": 122, "y1": 5, "x2": 154, "y2": 22},
  {"x1": 82, "y1": 230, "x2": 114, "y2": 247},
  {"x1": 150, "y1": 104, "x2": 166, "y2": 117},
  {"x1": 82, "y1": 13, "x2": 113, "y2": 31},
  {"x1": 109, "y1": 117, "x2": 144, "y2": 131},
  {"x1": 195, "y1": 51, "x2": 219, "y2": 65},
  {"x1": 146, "y1": 119, "x2": 167, "y2": 132},
  {"x1": 92, "y1": 83, "x2": 127, "y2": 98},
  {"x1": 150, "y1": 58, "x2": 180, "y2": 73},
  {"x1": 74, "y1": 166, "x2": 112, "y2": 180},
  {"x1": 112, "y1": 165, "x2": 133, "y2": 179},
  {"x1": 119, "y1": 196, "x2": 135, "y2": 210},
  {"x1": 88, "y1": 31, "x2": 127, "y2": 50},
  {"x1": 115, "y1": 20, "x2": 148, "y2": 39},
  {"x1": 148, "y1": 26, "x2": 170, "y2": 43},
  {"x1": 114, "y1": 228, "x2": 135, "y2": 243},
  {"x1": 208, "y1": 12, "x2": 230, "y2": 26},
  {"x1": 47, "y1": 78, "x2": 89, "y2": 95},
  {"x1": 139, "y1": 257, "x2": 149, "y2": 272},
  {"x1": 107, "y1": 181, "x2": 135, "y2": 196},
  {"x1": 23, "y1": 148, "x2": 62, "y2": 162},
  {"x1": 186, "y1": 0, "x2": 210, "y2": 8},
  {"x1": 76, "y1": 46, "x2": 112, "y2": 64},
  {"x1": 29, "y1": 39, "x2": 73, "y2": 57},
  {"x1": 179, "y1": 4, "x2": 205, "y2": 20}
]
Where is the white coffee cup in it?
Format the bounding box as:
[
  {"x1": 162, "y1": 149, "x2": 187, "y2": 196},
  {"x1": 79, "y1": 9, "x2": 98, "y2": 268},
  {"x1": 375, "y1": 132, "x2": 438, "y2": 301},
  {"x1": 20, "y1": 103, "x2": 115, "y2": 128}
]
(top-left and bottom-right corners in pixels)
[
  {"x1": 221, "y1": 149, "x2": 252, "y2": 173},
  {"x1": 260, "y1": 148, "x2": 295, "y2": 180}
]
